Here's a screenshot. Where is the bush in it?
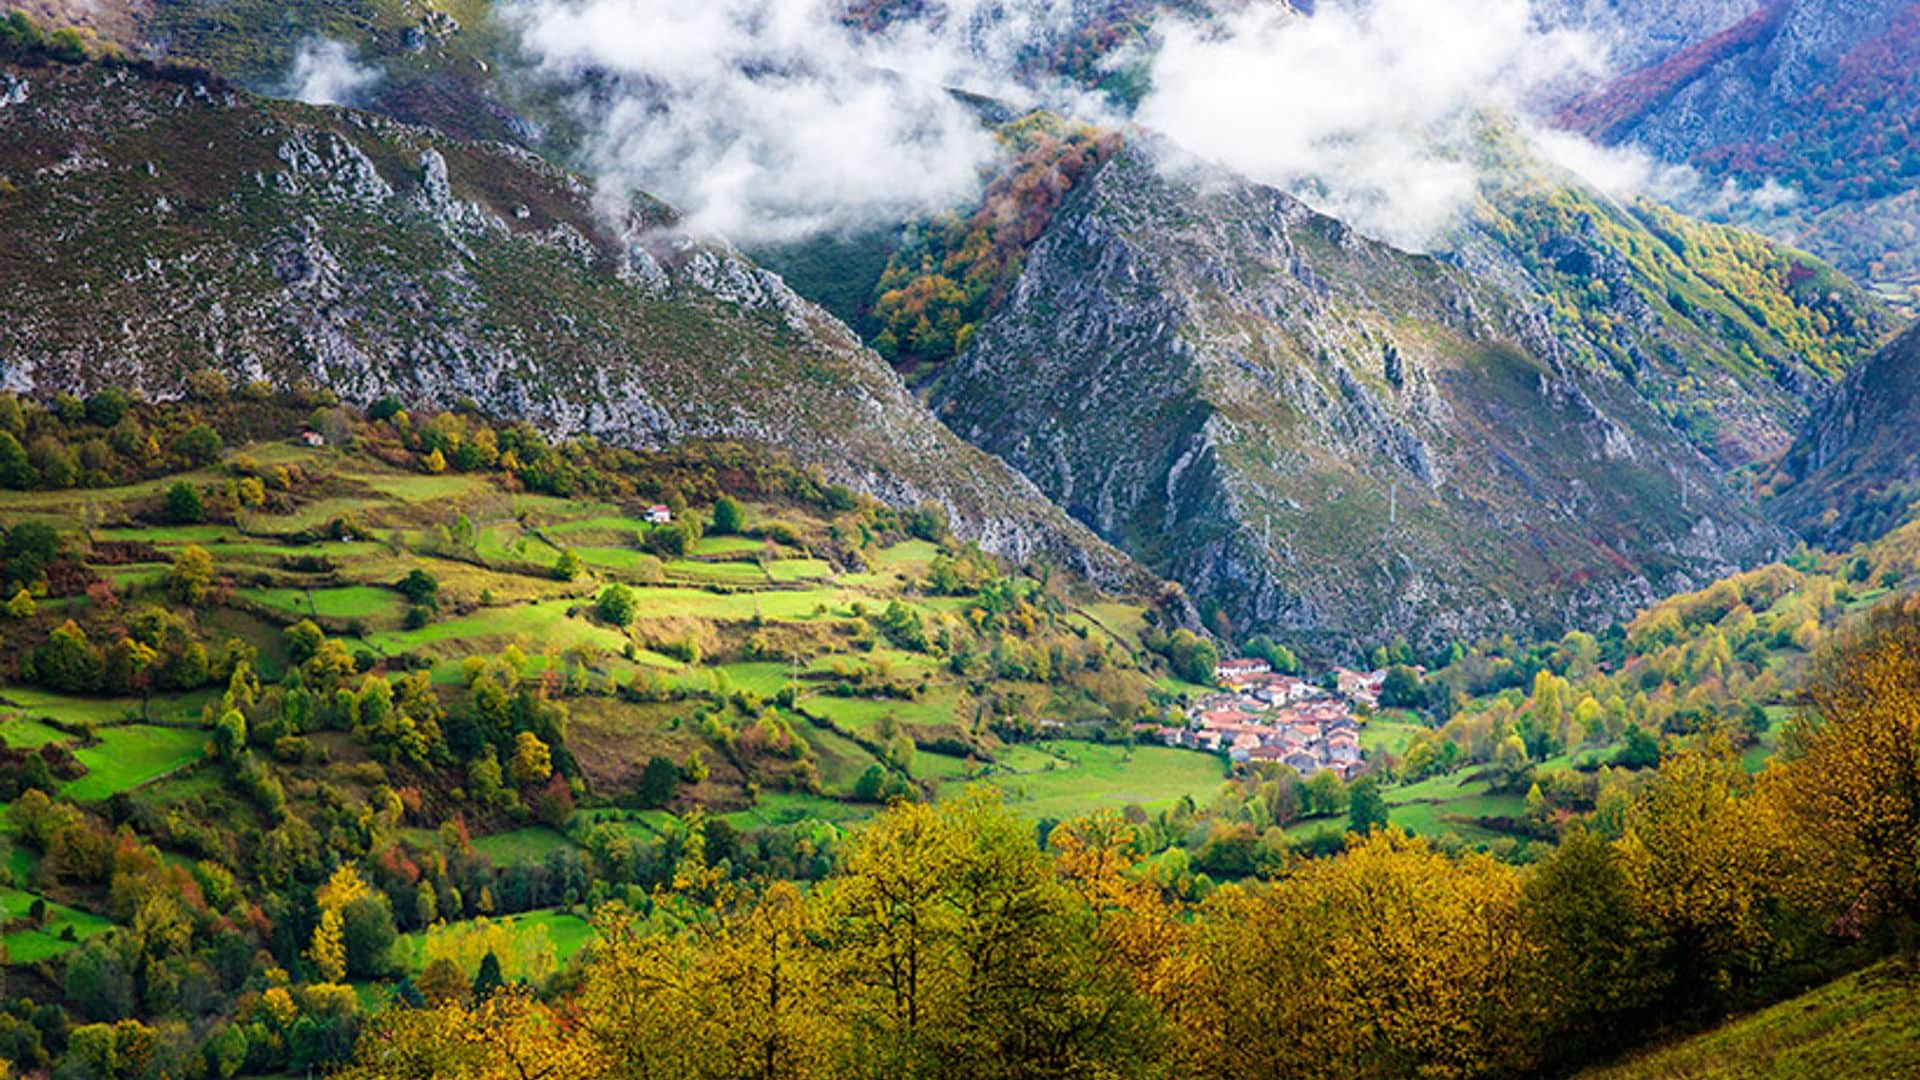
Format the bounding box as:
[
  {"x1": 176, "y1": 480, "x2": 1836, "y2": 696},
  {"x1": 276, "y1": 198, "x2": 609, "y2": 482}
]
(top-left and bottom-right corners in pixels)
[
  {"x1": 163, "y1": 482, "x2": 205, "y2": 524},
  {"x1": 172, "y1": 424, "x2": 223, "y2": 466},
  {"x1": 710, "y1": 496, "x2": 745, "y2": 535},
  {"x1": 597, "y1": 584, "x2": 639, "y2": 627},
  {"x1": 84, "y1": 389, "x2": 128, "y2": 428}
]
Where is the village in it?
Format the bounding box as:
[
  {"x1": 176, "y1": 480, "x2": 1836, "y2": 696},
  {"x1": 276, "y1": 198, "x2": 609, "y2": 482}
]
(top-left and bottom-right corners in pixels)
[{"x1": 1148, "y1": 658, "x2": 1403, "y2": 780}]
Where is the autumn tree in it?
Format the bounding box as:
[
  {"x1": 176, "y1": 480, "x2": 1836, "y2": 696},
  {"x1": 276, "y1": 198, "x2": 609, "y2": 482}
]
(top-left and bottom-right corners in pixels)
[
  {"x1": 1770, "y1": 597, "x2": 1920, "y2": 938},
  {"x1": 166, "y1": 545, "x2": 214, "y2": 605}
]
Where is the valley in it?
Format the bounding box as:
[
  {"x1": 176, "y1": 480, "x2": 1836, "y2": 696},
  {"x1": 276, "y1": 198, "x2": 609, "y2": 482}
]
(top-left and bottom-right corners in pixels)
[{"x1": 1, "y1": 5, "x2": 1919, "y2": 1078}]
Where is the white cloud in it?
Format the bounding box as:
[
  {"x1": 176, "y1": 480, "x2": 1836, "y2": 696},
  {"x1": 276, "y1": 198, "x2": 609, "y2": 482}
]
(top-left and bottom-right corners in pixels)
[
  {"x1": 286, "y1": 38, "x2": 383, "y2": 107},
  {"x1": 504, "y1": 0, "x2": 1745, "y2": 250},
  {"x1": 509, "y1": 0, "x2": 1116, "y2": 244},
  {"x1": 1134, "y1": 0, "x2": 1611, "y2": 249}
]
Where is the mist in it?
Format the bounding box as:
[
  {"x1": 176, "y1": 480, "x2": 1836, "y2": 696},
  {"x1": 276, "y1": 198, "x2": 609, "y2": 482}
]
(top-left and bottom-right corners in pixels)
[
  {"x1": 1135, "y1": 0, "x2": 1614, "y2": 249},
  {"x1": 507, "y1": 0, "x2": 1769, "y2": 251},
  {"x1": 508, "y1": 0, "x2": 1110, "y2": 244},
  {"x1": 286, "y1": 38, "x2": 383, "y2": 108}
]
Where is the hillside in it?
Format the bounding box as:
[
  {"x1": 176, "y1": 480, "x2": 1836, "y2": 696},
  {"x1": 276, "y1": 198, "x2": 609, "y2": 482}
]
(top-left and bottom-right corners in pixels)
[
  {"x1": 3, "y1": 0, "x2": 554, "y2": 148},
  {"x1": 0, "y1": 48, "x2": 1145, "y2": 586},
  {"x1": 1459, "y1": 157, "x2": 1892, "y2": 467},
  {"x1": 1770, "y1": 323, "x2": 1920, "y2": 545},
  {"x1": 930, "y1": 142, "x2": 1845, "y2": 653},
  {"x1": 1557, "y1": 0, "x2": 1920, "y2": 295},
  {"x1": 1580, "y1": 961, "x2": 1920, "y2": 1079}
]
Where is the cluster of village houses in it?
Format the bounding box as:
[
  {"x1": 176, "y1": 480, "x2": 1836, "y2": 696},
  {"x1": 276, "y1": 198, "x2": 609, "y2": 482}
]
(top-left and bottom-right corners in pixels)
[{"x1": 1149, "y1": 659, "x2": 1395, "y2": 780}]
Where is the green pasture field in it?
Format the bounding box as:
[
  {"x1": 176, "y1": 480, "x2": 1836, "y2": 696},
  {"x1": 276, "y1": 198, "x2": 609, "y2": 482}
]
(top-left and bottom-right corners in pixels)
[{"x1": 62, "y1": 725, "x2": 209, "y2": 801}]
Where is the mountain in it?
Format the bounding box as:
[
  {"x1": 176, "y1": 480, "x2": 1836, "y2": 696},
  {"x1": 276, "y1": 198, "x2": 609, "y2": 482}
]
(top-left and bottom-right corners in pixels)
[
  {"x1": 0, "y1": 48, "x2": 1143, "y2": 587},
  {"x1": 1769, "y1": 323, "x2": 1920, "y2": 546},
  {"x1": 4, "y1": 0, "x2": 555, "y2": 147},
  {"x1": 1457, "y1": 152, "x2": 1890, "y2": 467},
  {"x1": 1557, "y1": 0, "x2": 1920, "y2": 296},
  {"x1": 930, "y1": 142, "x2": 1806, "y2": 652}
]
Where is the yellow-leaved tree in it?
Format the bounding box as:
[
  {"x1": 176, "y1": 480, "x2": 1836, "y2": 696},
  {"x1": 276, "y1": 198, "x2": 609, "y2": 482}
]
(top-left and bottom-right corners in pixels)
[{"x1": 308, "y1": 864, "x2": 370, "y2": 983}]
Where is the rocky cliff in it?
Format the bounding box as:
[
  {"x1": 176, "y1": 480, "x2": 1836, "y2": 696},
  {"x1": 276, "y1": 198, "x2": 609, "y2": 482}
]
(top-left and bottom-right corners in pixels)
[
  {"x1": 1770, "y1": 323, "x2": 1920, "y2": 546},
  {"x1": 0, "y1": 53, "x2": 1146, "y2": 589},
  {"x1": 932, "y1": 144, "x2": 1791, "y2": 652}
]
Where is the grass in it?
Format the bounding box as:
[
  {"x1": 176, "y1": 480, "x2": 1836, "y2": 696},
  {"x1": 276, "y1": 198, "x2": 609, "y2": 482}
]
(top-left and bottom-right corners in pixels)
[
  {"x1": 766, "y1": 559, "x2": 833, "y2": 583},
  {"x1": 0, "y1": 886, "x2": 114, "y2": 963},
  {"x1": 722, "y1": 791, "x2": 873, "y2": 830},
  {"x1": 1579, "y1": 960, "x2": 1920, "y2": 1079},
  {"x1": 663, "y1": 559, "x2": 768, "y2": 583},
  {"x1": 868, "y1": 540, "x2": 939, "y2": 570},
  {"x1": 238, "y1": 585, "x2": 405, "y2": 620},
  {"x1": 395, "y1": 907, "x2": 597, "y2": 971},
  {"x1": 470, "y1": 827, "x2": 578, "y2": 866},
  {"x1": 1361, "y1": 715, "x2": 1429, "y2": 758},
  {"x1": 0, "y1": 714, "x2": 76, "y2": 749},
  {"x1": 1382, "y1": 768, "x2": 1528, "y2": 843},
  {"x1": 62, "y1": 726, "x2": 209, "y2": 801},
  {"x1": 691, "y1": 536, "x2": 766, "y2": 556},
  {"x1": 364, "y1": 599, "x2": 626, "y2": 657},
  {"x1": 805, "y1": 687, "x2": 963, "y2": 736},
  {"x1": 981, "y1": 743, "x2": 1228, "y2": 819}
]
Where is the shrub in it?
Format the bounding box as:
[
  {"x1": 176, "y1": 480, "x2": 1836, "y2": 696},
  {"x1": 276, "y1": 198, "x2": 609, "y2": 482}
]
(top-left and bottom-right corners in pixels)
[{"x1": 163, "y1": 481, "x2": 205, "y2": 523}]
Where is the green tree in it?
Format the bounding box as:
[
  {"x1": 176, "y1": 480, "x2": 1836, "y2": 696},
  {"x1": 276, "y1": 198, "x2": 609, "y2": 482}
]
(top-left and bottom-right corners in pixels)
[
  {"x1": 710, "y1": 496, "x2": 745, "y2": 535},
  {"x1": 163, "y1": 481, "x2": 205, "y2": 524},
  {"x1": 554, "y1": 548, "x2": 583, "y2": 582},
  {"x1": 0, "y1": 431, "x2": 33, "y2": 488},
  {"x1": 597, "y1": 584, "x2": 638, "y2": 627},
  {"x1": 1379, "y1": 665, "x2": 1423, "y2": 709},
  {"x1": 471, "y1": 951, "x2": 505, "y2": 1001},
  {"x1": 35, "y1": 619, "x2": 100, "y2": 692},
  {"x1": 341, "y1": 894, "x2": 401, "y2": 979},
  {"x1": 397, "y1": 568, "x2": 440, "y2": 607},
  {"x1": 85, "y1": 389, "x2": 129, "y2": 428},
  {"x1": 639, "y1": 755, "x2": 680, "y2": 808},
  {"x1": 171, "y1": 424, "x2": 223, "y2": 466},
  {"x1": 1348, "y1": 776, "x2": 1390, "y2": 836}
]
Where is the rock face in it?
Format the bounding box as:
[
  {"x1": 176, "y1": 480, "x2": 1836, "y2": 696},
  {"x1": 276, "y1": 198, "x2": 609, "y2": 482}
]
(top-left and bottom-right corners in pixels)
[
  {"x1": 0, "y1": 57, "x2": 1145, "y2": 590},
  {"x1": 1771, "y1": 324, "x2": 1920, "y2": 546},
  {"x1": 933, "y1": 145, "x2": 1789, "y2": 653}
]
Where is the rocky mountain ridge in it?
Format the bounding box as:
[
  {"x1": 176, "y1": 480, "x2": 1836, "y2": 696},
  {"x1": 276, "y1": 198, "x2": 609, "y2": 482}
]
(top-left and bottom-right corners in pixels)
[
  {"x1": 0, "y1": 52, "x2": 1147, "y2": 590},
  {"x1": 932, "y1": 143, "x2": 1794, "y2": 651}
]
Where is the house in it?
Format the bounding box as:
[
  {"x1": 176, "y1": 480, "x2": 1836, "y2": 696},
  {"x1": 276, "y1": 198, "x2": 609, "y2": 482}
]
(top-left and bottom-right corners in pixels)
[
  {"x1": 1265, "y1": 675, "x2": 1315, "y2": 703},
  {"x1": 1283, "y1": 751, "x2": 1321, "y2": 775},
  {"x1": 1336, "y1": 668, "x2": 1387, "y2": 706},
  {"x1": 644, "y1": 505, "x2": 672, "y2": 524},
  {"x1": 1245, "y1": 745, "x2": 1291, "y2": 764},
  {"x1": 1215, "y1": 657, "x2": 1272, "y2": 683},
  {"x1": 1199, "y1": 708, "x2": 1260, "y2": 730},
  {"x1": 298, "y1": 430, "x2": 326, "y2": 447}
]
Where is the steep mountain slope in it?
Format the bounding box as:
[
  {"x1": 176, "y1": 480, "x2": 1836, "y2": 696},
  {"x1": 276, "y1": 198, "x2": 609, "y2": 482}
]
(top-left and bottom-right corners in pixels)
[
  {"x1": 1458, "y1": 157, "x2": 1891, "y2": 467},
  {"x1": 1558, "y1": 0, "x2": 1920, "y2": 293},
  {"x1": 0, "y1": 51, "x2": 1142, "y2": 585},
  {"x1": 5, "y1": 0, "x2": 554, "y2": 147},
  {"x1": 932, "y1": 144, "x2": 1794, "y2": 651},
  {"x1": 1770, "y1": 323, "x2": 1920, "y2": 546}
]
